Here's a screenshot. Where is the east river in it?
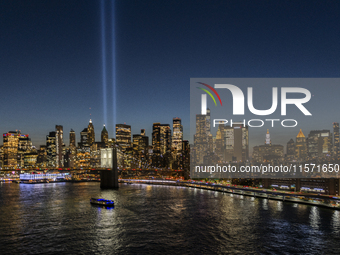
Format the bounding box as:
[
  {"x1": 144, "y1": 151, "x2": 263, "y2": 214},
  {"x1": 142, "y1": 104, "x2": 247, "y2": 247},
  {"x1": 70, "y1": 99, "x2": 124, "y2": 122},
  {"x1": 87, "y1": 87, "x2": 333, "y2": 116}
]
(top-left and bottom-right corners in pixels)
[{"x1": 1, "y1": 182, "x2": 340, "y2": 254}]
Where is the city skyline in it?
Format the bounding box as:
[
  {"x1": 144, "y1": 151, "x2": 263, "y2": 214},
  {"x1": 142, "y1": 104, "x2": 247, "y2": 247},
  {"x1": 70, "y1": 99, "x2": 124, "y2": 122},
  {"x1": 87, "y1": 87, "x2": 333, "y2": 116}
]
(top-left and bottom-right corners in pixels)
[{"x1": 2, "y1": 1, "x2": 340, "y2": 148}]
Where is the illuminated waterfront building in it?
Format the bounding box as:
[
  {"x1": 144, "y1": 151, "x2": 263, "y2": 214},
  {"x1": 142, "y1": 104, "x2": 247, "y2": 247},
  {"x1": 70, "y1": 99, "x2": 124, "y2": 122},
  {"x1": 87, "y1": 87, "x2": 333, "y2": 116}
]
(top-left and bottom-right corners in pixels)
[
  {"x1": 101, "y1": 125, "x2": 108, "y2": 144},
  {"x1": 3, "y1": 131, "x2": 20, "y2": 168},
  {"x1": 116, "y1": 124, "x2": 131, "y2": 151},
  {"x1": 37, "y1": 146, "x2": 48, "y2": 168},
  {"x1": 17, "y1": 134, "x2": 32, "y2": 167},
  {"x1": 172, "y1": 118, "x2": 183, "y2": 152},
  {"x1": 46, "y1": 131, "x2": 56, "y2": 167},
  {"x1": 334, "y1": 122, "x2": 339, "y2": 156},
  {"x1": 295, "y1": 129, "x2": 307, "y2": 160},
  {"x1": 87, "y1": 119, "x2": 95, "y2": 145},
  {"x1": 56, "y1": 125, "x2": 64, "y2": 167}
]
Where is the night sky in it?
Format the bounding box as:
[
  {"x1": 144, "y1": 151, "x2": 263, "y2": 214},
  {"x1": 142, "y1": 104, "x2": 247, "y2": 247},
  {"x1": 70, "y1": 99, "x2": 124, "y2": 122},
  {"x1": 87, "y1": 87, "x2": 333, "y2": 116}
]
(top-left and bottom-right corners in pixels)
[{"x1": 1, "y1": 0, "x2": 340, "y2": 148}]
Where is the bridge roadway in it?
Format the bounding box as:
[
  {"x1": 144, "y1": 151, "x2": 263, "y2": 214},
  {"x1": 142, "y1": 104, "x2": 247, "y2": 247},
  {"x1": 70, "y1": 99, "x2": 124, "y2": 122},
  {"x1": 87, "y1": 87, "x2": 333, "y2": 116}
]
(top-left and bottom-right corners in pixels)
[
  {"x1": 0, "y1": 167, "x2": 183, "y2": 174},
  {"x1": 120, "y1": 179, "x2": 340, "y2": 210}
]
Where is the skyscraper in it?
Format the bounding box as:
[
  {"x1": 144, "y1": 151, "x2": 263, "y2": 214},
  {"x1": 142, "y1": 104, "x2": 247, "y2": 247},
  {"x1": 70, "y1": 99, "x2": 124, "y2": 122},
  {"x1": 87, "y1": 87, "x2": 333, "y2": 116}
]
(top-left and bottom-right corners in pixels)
[
  {"x1": 3, "y1": 131, "x2": 20, "y2": 168},
  {"x1": 334, "y1": 122, "x2": 339, "y2": 156},
  {"x1": 152, "y1": 123, "x2": 171, "y2": 155},
  {"x1": 295, "y1": 129, "x2": 307, "y2": 160},
  {"x1": 69, "y1": 129, "x2": 76, "y2": 147},
  {"x1": 87, "y1": 119, "x2": 95, "y2": 145},
  {"x1": 116, "y1": 124, "x2": 131, "y2": 151},
  {"x1": 46, "y1": 131, "x2": 56, "y2": 167},
  {"x1": 56, "y1": 125, "x2": 64, "y2": 167},
  {"x1": 101, "y1": 124, "x2": 108, "y2": 144},
  {"x1": 224, "y1": 124, "x2": 248, "y2": 162},
  {"x1": 79, "y1": 128, "x2": 88, "y2": 147},
  {"x1": 307, "y1": 130, "x2": 332, "y2": 158},
  {"x1": 172, "y1": 117, "x2": 183, "y2": 152}
]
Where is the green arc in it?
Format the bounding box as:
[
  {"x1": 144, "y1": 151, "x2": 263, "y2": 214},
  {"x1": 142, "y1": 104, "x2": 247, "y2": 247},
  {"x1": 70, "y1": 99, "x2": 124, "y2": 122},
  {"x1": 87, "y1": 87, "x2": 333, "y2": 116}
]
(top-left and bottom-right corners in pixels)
[{"x1": 197, "y1": 87, "x2": 217, "y2": 106}]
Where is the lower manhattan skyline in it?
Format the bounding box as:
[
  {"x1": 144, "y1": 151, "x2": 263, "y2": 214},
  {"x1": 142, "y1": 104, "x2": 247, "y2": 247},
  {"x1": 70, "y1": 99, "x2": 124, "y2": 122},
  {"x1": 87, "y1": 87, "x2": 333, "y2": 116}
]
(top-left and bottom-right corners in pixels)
[{"x1": 2, "y1": 1, "x2": 340, "y2": 147}]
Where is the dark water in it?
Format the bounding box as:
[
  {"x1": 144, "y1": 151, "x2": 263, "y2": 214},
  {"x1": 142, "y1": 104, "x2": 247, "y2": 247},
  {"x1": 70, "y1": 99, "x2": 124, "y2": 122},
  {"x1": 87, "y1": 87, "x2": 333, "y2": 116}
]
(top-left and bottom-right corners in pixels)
[{"x1": 1, "y1": 182, "x2": 340, "y2": 254}]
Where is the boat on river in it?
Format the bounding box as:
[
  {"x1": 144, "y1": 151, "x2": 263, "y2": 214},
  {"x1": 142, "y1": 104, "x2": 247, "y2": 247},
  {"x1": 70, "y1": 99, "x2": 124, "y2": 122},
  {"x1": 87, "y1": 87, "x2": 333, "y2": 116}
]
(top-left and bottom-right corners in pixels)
[{"x1": 90, "y1": 198, "x2": 114, "y2": 207}]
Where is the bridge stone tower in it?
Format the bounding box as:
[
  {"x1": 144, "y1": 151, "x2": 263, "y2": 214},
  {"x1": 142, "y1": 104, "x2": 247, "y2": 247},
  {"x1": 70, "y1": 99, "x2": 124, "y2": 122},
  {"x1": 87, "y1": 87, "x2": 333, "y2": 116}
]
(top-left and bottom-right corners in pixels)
[{"x1": 100, "y1": 147, "x2": 119, "y2": 189}]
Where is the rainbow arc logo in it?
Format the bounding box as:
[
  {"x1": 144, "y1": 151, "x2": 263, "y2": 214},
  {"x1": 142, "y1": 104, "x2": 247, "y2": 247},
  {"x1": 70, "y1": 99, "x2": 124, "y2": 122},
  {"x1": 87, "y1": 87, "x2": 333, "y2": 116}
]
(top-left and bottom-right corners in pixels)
[{"x1": 197, "y1": 82, "x2": 222, "y2": 114}]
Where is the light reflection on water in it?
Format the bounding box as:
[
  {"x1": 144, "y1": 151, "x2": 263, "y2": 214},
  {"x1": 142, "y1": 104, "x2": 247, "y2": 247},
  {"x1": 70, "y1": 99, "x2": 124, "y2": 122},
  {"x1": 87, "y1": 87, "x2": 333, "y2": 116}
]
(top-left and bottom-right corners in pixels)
[{"x1": 0, "y1": 182, "x2": 340, "y2": 254}]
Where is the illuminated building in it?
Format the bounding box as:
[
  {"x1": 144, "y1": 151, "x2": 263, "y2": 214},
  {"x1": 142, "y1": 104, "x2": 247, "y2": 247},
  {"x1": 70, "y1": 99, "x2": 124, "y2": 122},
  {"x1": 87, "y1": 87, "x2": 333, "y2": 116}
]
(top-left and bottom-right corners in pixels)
[
  {"x1": 215, "y1": 123, "x2": 225, "y2": 161},
  {"x1": 224, "y1": 124, "x2": 249, "y2": 162},
  {"x1": 56, "y1": 125, "x2": 64, "y2": 167},
  {"x1": 17, "y1": 134, "x2": 32, "y2": 167},
  {"x1": 141, "y1": 129, "x2": 145, "y2": 136},
  {"x1": 116, "y1": 124, "x2": 131, "y2": 151},
  {"x1": 79, "y1": 128, "x2": 88, "y2": 147},
  {"x1": 101, "y1": 125, "x2": 108, "y2": 144},
  {"x1": 307, "y1": 130, "x2": 332, "y2": 158},
  {"x1": 252, "y1": 130, "x2": 284, "y2": 163},
  {"x1": 334, "y1": 122, "x2": 339, "y2": 156},
  {"x1": 36, "y1": 146, "x2": 47, "y2": 168},
  {"x1": 87, "y1": 119, "x2": 95, "y2": 145},
  {"x1": 133, "y1": 131, "x2": 149, "y2": 167},
  {"x1": 172, "y1": 118, "x2": 183, "y2": 152},
  {"x1": 46, "y1": 131, "x2": 56, "y2": 167},
  {"x1": 152, "y1": 123, "x2": 171, "y2": 155},
  {"x1": 3, "y1": 131, "x2": 20, "y2": 168},
  {"x1": 70, "y1": 129, "x2": 76, "y2": 147},
  {"x1": 295, "y1": 129, "x2": 307, "y2": 160},
  {"x1": 193, "y1": 109, "x2": 212, "y2": 164},
  {"x1": 286, "y1": 138, "x2": 295, "y2": 161},
  {"x1": 76, "y1": 146, "x2": 91, "y2": 168},
  {"x1": 24, "y1": 152, "x2": 38, "y2": 168}
]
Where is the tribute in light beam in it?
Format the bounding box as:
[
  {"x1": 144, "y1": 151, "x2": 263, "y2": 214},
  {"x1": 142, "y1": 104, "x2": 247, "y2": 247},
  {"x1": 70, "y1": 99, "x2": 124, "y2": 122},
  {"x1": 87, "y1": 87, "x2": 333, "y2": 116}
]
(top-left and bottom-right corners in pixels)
[
  {"x1": 111, "y1": 0, "x2": 116, "y2": 134},
  {"x1": 101, "y1": 0, "x2": 107, "y2": 126}
]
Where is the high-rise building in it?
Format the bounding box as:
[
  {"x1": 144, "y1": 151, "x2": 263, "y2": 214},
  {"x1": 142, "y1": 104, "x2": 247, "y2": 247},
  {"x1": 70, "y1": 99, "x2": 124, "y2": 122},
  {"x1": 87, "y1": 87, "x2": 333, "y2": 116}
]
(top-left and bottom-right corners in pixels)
[
  {"x1": 70, "y1": 129, "x2": 76, "y2": 147},
  {"x1": 3, "y1": 131, "x2": 20, "y2": 168},
  {"x1": 79, "y1": 128, "x2": 88, "y2": 147},
  {"x1": 160, "y1": 124, "x2": 171, "y2": 155},
  {"x1": 46, "y1": 131, "x2": 56, "y2": 167},
  {"x1": 87, "y1": 119, "x2": 95, "y2": 145},
  {"x1": 224, "y1": 124, "x2": 249, "y2": 162},
  {"x1": 286, "y1": 138, "x2": 295, "y2": 161},
  {"x1": 307, "y1": 130, "x2": 332, "y2": 158},
  {"x1": 252, "y1": 130, "x2": 283, "y2": 163},
  {"x1": 265, "y1": 129, "x2": 271, "y2": 145},
  {"x1": 116, "y1": 124, "x2": 131, "y2": 151},
  {"x1": 334, "y1": 123, "x2": 339, "y2": 156},
  {"x1": 215, "y1": 123, "x2": 225, "y2": 160},
  {"x1": 295, "y1": 129, "x2": 307, "y2": 160},
  {"x1": 172, "y1": 118, "x2": 183, "y2": 152},
  {"x1": 17, "y1": 134, "x2": 32, "y2": 167},
  {"x1": 101, "y1": 124, "x2": 108, "y2": 144},
  {"x1": 56, "y1": 125, "x2": 64, "y2": 167},
  {"x1": 133, "y1": 132, "x2": 149, "y2": 167},
  {"x1": 193, "y1": 109, "x2": 212, "y2": 164},
  {"x1": 141, "y1": 129, "x2": 145, "y2": 136}
]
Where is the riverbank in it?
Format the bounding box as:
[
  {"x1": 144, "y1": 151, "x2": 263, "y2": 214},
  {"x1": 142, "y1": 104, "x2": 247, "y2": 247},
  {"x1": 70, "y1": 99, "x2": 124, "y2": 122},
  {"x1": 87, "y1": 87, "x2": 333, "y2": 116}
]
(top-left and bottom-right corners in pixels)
[{"x1": 120, "y1": 179, "x2": 340, "y2": 210}]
